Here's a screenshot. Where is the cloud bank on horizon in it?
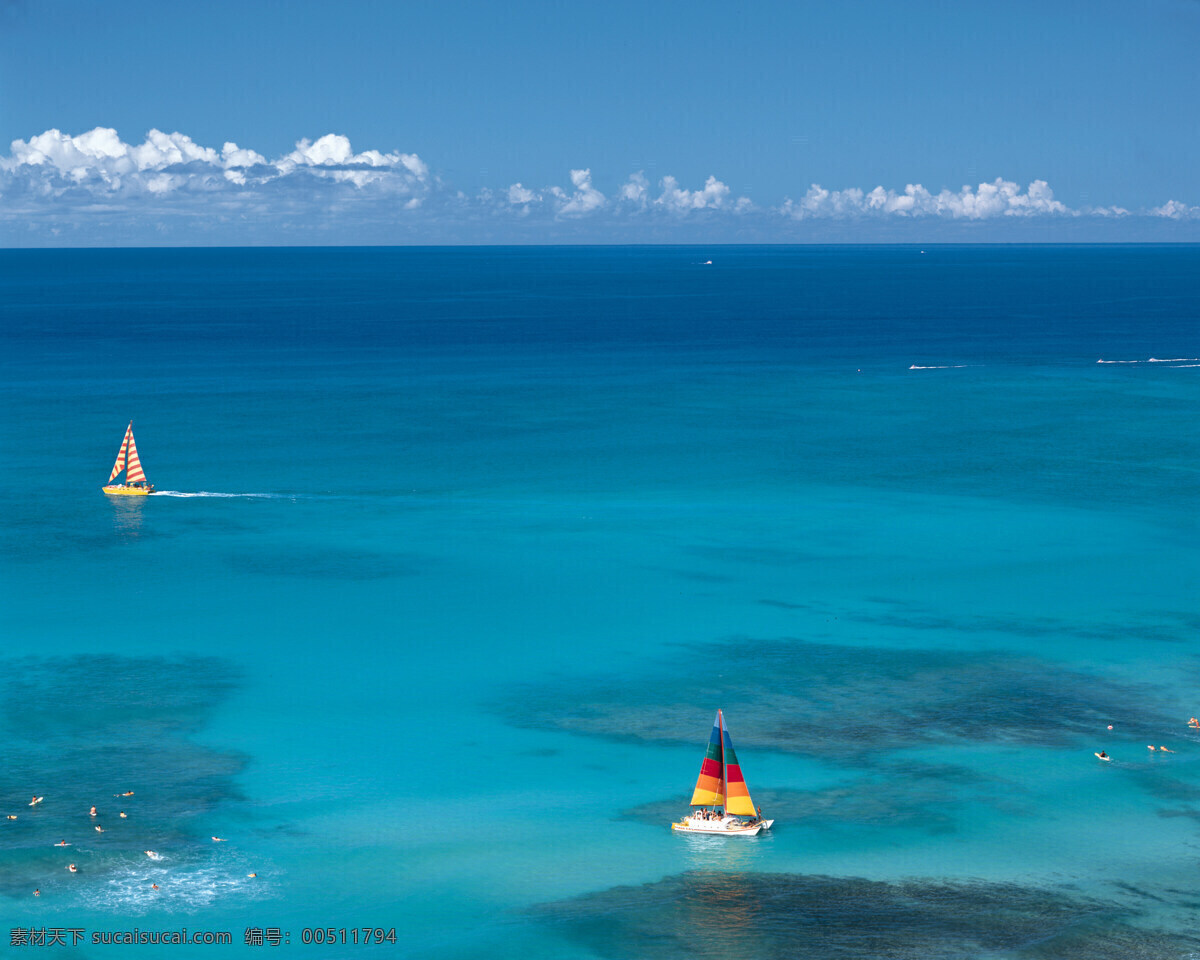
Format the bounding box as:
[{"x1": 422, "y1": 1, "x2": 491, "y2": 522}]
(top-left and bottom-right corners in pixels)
[{"x1": 3, "y1": 127, "x2": 1198, "y2": 245}]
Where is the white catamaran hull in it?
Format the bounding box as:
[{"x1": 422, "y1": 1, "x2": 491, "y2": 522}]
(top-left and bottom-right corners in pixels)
[{"x1": 672, "y1": 816, "x2": 774, "y2": 836}]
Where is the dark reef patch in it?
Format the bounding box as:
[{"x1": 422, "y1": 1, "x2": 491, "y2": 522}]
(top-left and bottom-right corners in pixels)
[
  {"x1": 845, "y1": 596, "x2": 1191, "y2": 645},
  {"x1": 535, "y1": 871, "x2": 1200, "y2": 960},
  {"x1": 622, "y1": 763, "x2": 1010, "y2": 834},
  {"x1": 494, "y1": 637, "x2": 1171, "y2": 757},
  {"x1": 0, "y1": 655, "x2": 247, "y2": 900},
  {"x1": 1129, "y1": 767, "x2": 1200, "y2": 804},
  {"x1": 1157, "y1": 808, "x2": 1200, "y2": 822}
]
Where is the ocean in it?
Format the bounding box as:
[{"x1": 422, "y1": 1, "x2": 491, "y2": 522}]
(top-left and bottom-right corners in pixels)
[{"x1": 2, "y1": 244, "x2": 1199, "y2": 958}]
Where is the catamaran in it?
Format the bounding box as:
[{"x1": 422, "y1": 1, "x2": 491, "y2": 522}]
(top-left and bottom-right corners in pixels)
[
  {"x1": 672, "y1": 709, "x2": 774, "y2": 836},
  {"x1": 102, "y1": 422, "x2": 154, "y2": 496}
]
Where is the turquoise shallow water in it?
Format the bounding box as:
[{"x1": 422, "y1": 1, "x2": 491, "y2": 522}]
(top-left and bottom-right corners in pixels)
[{"x1": 2, "y1": 245, "x2": 1200, "y2": 957}]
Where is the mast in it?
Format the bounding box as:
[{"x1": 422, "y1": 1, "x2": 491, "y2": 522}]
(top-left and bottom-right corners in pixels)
[{"x1": 719, "y1": 708, "x2": 727, "y2": 815}]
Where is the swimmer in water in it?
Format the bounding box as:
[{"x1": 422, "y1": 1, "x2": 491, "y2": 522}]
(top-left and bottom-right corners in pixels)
[
  {"x1": 89, "y1": 806, "x2": 97, "y2": 817},
  {"x1": 151, "y1": 883, "x2": 159, "y2": 890},
  {"x1": 1160, "y1": 746, "x2": 1174, "y2": 752},
  {"x1": 68, "y1": 864, "x2": 77, "y2": 873},
  {"x1": 33, "y1": 889, "x2": 39, "y2": 897},
  {"x1": 212, "y1": 836, "x2": 227, "y2": 842},
  {"x1": 145, "y1": 850, "x2": 157, "y2": 858},
  {"x1": 248, "y1": 872, "x2": 257, "y2": 878},
  {"x1": 5, "y1": 815, "x2": 16, "y2": 820},
  {"x1": 1148, "y1": 745, "x2": 1157, "y2": 751},
  {"x1": 119, "y1": 812, "x2": 127, "y2": 818}
]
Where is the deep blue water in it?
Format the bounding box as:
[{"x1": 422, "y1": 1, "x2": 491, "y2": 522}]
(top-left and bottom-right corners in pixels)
[{"x1": 2, "y1": 245, "x2": 1199, "y2": 958}]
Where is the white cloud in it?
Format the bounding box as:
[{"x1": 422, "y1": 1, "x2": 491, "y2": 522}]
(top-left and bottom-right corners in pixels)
[
  {"x1": 655, "y1": 174, "x2": 732, "y2": 212},
  {"x1": 1151, "y1": 199, "x2": 1200, "y2": 220},
  {"x1": 506, "y1": 182, "x2": 539, "y2": 204},
  {"x1": 273, "y1": 133, "x2": 429, "y2": 187},
  {"x1": 549, "y1": 168, "x2": 606, "y2": 217},
  {"x1": 1, "y1": 129, "x2": 1196, "y2": 243},
  {"x1": 221, "y1": 142, "x2": 267, "y2": 168},
  {"x1": 500, "y1": 170, "x2": 750, "y2": 220},
  {"x1": 781, "y1": 178, "x2": 1070, "y2": 220},
  {"x1": 619, "y1": 171, "x2": 649, "y2": 207},
  {"x1": 2, "y1": 127, "x2": 431, "y2": 197}
]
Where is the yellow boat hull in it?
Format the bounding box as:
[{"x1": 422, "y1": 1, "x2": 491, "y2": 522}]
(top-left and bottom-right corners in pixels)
[{"x1": 102, "y1": 485, "x2": 154, "y2": 496}]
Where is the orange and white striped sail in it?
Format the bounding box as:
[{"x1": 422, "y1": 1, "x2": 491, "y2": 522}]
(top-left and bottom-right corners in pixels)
[
  {"x1": 124, "y1": 428, "x2": 146, "y2": 484},
  {"x1": 107, "y1": 425, "x2": 130, "y2": 482}
]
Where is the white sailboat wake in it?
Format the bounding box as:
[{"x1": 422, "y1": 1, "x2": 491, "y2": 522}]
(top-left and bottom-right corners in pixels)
[{"x1": 151, "y1": 491, "x2": 294, "y2": 499}]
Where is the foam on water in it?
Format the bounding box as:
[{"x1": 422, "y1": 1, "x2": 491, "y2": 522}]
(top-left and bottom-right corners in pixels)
[
  {"x1": 152, "y1": 490, "x2": 298, "y2": 499},
  {"x1": 1099, "y1": 357, "x2": 1200, "y2": 364},
  {"x1": 81, "y1": 860, "x2": 272, "y2": 914}
]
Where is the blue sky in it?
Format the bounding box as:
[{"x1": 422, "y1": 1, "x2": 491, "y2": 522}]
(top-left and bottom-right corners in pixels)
[{"x1": 1, "y1": 0, "x2": 1197, "y2": 244}]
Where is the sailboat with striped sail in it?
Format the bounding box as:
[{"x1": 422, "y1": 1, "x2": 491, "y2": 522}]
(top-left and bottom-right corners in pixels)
[
  {"x1": 102, "y1": 422, "x2": 154, "y2": 496},
  {"x1": 672, "y1": 709, "x2": 773, "y2": 836}
]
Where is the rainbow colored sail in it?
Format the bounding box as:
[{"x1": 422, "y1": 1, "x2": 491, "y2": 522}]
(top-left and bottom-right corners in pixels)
[
  {"x1": 688, "y1": 709, "x2": 758, "y2": 816},
  {"x1": 689, "y1": 711, "x2": 726, "y2": 807},
  {"x1": 720, "y1": 721, "x2": 756, "y2": 816}
]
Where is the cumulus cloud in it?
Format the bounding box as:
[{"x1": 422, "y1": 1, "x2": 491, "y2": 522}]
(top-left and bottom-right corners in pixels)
[
  {"x1": 547, "y1": 168, "x2": 606, "y2": 217},
  {"x1": 1, "y1": 127, "x2": 432, "y2": 200},
  {"x1": 780, "y1": 178, "x2": 1071, "y2": 220},
  {"x1": 507, "y1": 182, "x2": 539, "y2": 205},
  {"x1": 619, "y1": 171, "x2": 649, "y2": 207},
  {"x1": 1151, "y1": 199, "x2": 1200, "y2": 220},
  {"x1": 657, "y1": 174, "x2": 732, "y2": 211},
  {"x1": 1, "y1": 128, "x2": 1196, "y2": 243},
  {"x1": 499, "y1": 170, "x2": 750, "y2": 219}
]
